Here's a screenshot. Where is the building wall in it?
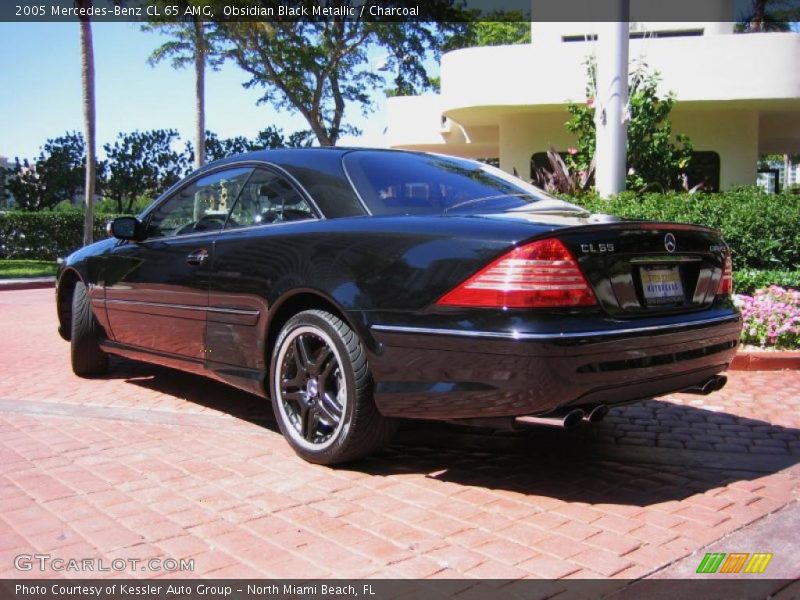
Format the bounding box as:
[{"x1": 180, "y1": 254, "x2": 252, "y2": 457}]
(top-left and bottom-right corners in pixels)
[
  {"x1": 670, "y1": 109, "x2": 759, "y2": 189},
  {"x1": 498, "y1": 112, "x2": 576, "y2": 177},
  {"x1": 385, "y1": 19, "x2": 799, "y2": 191},
  {"x1": 497, "y1": 108, "x2": 759, "y2": 190},
  {"x1": 437, "y1": 33, "x2": 800, "y2": 116}
]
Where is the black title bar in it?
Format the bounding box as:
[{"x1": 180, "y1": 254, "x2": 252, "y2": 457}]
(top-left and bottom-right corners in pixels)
[{"x1": 2, "y1": 0, "x2": 799, "y2": 23}]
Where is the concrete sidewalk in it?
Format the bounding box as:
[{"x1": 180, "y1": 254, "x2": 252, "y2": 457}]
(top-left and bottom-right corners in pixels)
[{"x1": 648, "y1": 501, "x2": 800, "y2": 579}]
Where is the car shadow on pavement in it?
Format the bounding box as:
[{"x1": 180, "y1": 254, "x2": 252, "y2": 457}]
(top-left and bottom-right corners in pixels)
[
  {"x1": 106, "y1": 356, "x2": 799, "y2": 507},
  {"x1": 106, "y1": 356, "x2": 275, "y2": 427},
  {"x1": 359, "y1": 403, "x2": 800, "y2": 506}
]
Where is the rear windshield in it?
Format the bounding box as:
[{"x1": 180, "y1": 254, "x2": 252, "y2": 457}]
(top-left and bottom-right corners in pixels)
[{"x1": 342, "y1": 151, "x2": 552, "y2": 216}]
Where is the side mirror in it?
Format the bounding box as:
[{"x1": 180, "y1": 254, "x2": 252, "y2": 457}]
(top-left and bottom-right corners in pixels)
[{"x1": 107, "y1": 216, "x2": 144, "y2": 241}]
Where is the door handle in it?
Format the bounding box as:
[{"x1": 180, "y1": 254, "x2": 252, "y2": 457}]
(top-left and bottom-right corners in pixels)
[{"x1": 186, "y1": 249, "x2": 209, "y2": 266}]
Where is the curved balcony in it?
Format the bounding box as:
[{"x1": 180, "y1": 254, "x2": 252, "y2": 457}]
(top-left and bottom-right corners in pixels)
[{"x1": 437, "y1": 32, "x2": 800, "y2": 125}]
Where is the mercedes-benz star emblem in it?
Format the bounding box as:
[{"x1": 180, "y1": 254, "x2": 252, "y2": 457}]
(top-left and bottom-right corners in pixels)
[{"x1": 664, "y1": 233, "x2": 677, "y2": 253}]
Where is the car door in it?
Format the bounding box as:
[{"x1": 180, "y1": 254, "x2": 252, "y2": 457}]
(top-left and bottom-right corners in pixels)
[
  {"x1": 104, "y1": 167, "x2": 253, "y2": 361},
  {"x1": 205, "y1": 167, "x2": 319, "y2": 390}
]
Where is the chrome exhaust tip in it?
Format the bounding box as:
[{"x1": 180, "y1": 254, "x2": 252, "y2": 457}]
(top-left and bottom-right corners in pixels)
[
  {"x1": 683, "y1": 375, "x2": 727, "y2": 395},
  {"x1": 584, "y1": 404, "x2": 609, "y2": 424},
  {"x1": 515, "y1": 408, "x2": 586, "y2": 430}
]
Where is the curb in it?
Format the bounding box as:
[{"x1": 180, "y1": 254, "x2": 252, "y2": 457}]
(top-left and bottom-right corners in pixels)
[
  {"x1": 730, "y1": 351, "x2": 800, "y2": 371},
  {"x1": 0, "y1": 277, "x2": 55, "y2": 291}
]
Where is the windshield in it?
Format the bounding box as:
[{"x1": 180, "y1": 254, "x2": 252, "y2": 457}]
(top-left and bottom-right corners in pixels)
[{"x1": 343, "y1": 151, "x2": 561, "y2": 216}]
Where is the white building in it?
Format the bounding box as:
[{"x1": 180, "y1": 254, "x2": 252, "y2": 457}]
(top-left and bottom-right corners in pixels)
[{"x1": 386, "y1": 18, "x2": 800, "y2": 191}]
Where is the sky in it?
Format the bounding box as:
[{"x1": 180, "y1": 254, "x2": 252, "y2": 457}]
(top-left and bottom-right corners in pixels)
[{"x1": 0, "y1": 22, "x2": 411, "y2": 162}]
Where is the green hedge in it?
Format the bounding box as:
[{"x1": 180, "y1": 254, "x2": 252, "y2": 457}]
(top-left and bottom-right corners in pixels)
[
  {"x1": 3, "y1": 188, "x2": 800, "y2": 273},
  {"x1": 572, "y1": 188, "x2": 800, "y2": 271},
  {"x1": 0, "y1": 212, "x2": 120, "y2": 260},
  {"x1": 733, "y1": 269, "x2": 800, "y2": 294}
]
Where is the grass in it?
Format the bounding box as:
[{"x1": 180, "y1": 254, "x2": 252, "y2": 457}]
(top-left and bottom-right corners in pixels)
[{"x1": 0, "y1": 259, "x2": 58, "y2": 279}]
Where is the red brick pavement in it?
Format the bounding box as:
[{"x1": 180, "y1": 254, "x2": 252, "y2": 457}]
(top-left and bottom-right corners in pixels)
[{"x1": 0, "y1": 289, "x2": 798, "y2": 579}]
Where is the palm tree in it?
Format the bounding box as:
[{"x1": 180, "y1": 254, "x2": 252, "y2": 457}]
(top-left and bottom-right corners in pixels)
[
  {"x1": 144, "y1": 6, "x2": 215, "y2": 170},
  {"x1": 743, "y1": 0, "x2": 793, "y2": 32},
  {"x1": 76, "y1": 0, "x2": 96, "y2": 246},
  {"x1": 192, "y1": 18, "x2": 206, "y2": 170}
]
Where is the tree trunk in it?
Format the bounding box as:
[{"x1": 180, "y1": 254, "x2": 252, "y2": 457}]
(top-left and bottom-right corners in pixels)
[
  {"x1": 194, "y1": 19, "x2": 206, "y2": 170},
  {"x1": 78, "y1": 3, "x2": 96, "y2": 246},
  {"x1": 751, "y1": 0, "x2": 766, "y2": 31},
  {"x1": 784, "y1": 153, "x2": 792, "y2": 190}
]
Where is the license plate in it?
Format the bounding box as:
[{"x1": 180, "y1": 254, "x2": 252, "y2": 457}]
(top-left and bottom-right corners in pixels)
[{"x1": 640, "y1": 266, "x2": 684, "y2": 305}]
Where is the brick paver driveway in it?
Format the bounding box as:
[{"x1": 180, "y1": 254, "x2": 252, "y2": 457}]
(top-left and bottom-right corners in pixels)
[{"x1": 1, "y1": 288, "x2": 798, "y2": 580}]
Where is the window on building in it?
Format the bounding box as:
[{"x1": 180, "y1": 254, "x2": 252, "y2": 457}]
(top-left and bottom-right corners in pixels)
[
  {"x1": 686, "y1": 151, "x2": 720, "y2": 192},
  {"x1": 531, "y1": 151, "x2": 566, "y2": 179},
  {"x1": 562, "y1": 30, "x2": 703, "y2": 43}
]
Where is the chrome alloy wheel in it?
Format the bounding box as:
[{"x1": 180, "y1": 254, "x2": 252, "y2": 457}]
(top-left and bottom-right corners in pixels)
[{"x1": 274, "y1": 326, "x2": 347, "y2": 451}]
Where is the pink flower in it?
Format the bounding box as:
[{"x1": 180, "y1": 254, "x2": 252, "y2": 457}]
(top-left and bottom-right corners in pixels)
[
  {"x1": 586, "y1": 97, "x2": 594, "y2": 107},
  {"x1": 567, "y1": 147, "x2": 578, "y2": 155},
  {"x1": 736, "y1": 286, "x2": 800, "y2": 349}
]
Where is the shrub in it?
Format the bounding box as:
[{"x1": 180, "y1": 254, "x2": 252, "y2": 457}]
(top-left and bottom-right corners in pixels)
[
  {"x1": 565, "y1": 59, "x2": 694, "y2": 193},
  {"x1": 734, "y1": 269, "x2": 800, "y2": 294},
  {"x1": 571, "y1": 187, "x2": 800, "y2": 271},
  {"x1": 0, "y1": 212, "x2": 120, "y2": 260},
  {"x1": 737, "y1": 286, "x2": 800, "y2": 349}
]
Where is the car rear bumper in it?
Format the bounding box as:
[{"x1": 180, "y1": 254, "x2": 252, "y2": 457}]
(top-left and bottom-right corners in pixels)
[{"x1": 366, "y1": 313, "x2": 742, "y2": 419}]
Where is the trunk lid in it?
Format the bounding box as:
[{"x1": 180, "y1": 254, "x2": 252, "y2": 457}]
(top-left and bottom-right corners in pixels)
[{"x1": 557, "y1": 222, "x2": 727, "y2": 316}]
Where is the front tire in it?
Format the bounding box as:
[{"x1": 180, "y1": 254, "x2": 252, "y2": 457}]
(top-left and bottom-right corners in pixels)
[
  {"x1": 270, "y1": 310, "x2": 396, "y2": 465},
  {"x1": 70, "y1": 280, "x2": 109, "y2": 377}
]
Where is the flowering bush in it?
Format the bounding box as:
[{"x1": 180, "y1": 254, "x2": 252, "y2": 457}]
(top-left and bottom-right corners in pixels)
[{"x1": 736, "y1": 286, "x2": 800, "y2": 349}]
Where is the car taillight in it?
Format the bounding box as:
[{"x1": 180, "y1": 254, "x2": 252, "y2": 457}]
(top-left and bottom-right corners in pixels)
[
  {"x1": 717, "y1": 251, "x2": 733, "y2": 296},
  {"x1": 436, "y1": 238, "x2": 597, "y2": 308}
]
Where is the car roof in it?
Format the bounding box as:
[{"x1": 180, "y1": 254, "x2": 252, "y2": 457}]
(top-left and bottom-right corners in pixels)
[{"x1": 199, "y1": 146, "x2": 427, "y2": 174}]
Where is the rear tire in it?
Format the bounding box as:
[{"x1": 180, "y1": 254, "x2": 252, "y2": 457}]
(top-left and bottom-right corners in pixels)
[
  {"x1": 70, "y1": 280, "x2": 109, "y2": 377},
  {"x1": 270, "y1": 309, "x2": 397, "y2": 465}
]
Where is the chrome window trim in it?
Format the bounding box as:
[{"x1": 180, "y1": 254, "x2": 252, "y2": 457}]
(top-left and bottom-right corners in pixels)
[
  {"x1": 132, "y1": 160, "x2": 326, "y2": 244},
  {"x1": 370, "y1": 314, "x2": 740, "y2": 341},
  {"x1": 138, "y1": 165, "x2": 255, "y2": 241},
  {"x1": 339, "y1": 150, "x2": 374, "y2": 217}
]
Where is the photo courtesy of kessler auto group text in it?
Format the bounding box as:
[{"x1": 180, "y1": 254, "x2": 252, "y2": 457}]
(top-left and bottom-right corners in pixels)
[{"x1": 1, "y1": 0, "x2": 799, "y2": 599}]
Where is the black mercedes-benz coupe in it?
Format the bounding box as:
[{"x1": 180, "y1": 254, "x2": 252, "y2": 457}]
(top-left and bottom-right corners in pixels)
[{"x1": 56, "y1": 148, "x2": 741, "y2": 464}]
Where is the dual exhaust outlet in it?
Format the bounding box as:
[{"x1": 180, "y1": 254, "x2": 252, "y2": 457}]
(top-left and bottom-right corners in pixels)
[
  {"x1": 515, "y1": 404, "x2": 608, "y2": 430},
  {"x1": 513, "y1": 375, "x2": 727, "y2": 430}
]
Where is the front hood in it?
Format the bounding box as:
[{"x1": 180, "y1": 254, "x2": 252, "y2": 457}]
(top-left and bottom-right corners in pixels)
[{"x1": 64, "y1": 236, "x2": 117, "y2": 266}]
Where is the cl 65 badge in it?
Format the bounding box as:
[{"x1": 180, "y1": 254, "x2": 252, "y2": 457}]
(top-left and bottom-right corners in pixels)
[{"x1": 581, "y1": 243, "x2": 615, "y2": 253}]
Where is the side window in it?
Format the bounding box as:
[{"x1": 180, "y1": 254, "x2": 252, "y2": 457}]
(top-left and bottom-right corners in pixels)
[
  {"x1": 145, "y1": 168, "x2": 252, "y2": 239},
  {"x1": 227, "y1": 168, "x2": 316, "y2": 229}
]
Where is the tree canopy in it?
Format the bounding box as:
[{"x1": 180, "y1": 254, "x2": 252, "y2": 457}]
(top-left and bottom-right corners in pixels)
[
  {"x1": 212, "y1": 19, "x2": 454, "y2": 145},
  {"x1": 5, "y1": 133, "x2": 101, "y2": 211},
  {"x1": 103, "y1": 129, "x2": 191, "y2": 213},
  {"x1": 442, "y1": 13, "x2": 531, "y2": 51},
  {"x1": 201, "y1": 126, "x2": 313, "y2": 162}
]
